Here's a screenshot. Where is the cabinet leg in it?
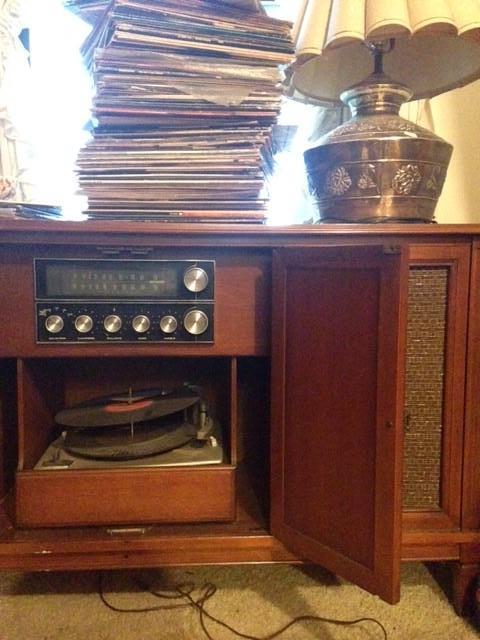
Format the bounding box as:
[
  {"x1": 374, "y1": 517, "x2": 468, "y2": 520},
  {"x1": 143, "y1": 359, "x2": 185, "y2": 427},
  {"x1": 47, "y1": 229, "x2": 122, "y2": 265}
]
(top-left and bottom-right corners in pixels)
[{"x1": 451, "y1": 561, "x2": 479, "y2": 617}]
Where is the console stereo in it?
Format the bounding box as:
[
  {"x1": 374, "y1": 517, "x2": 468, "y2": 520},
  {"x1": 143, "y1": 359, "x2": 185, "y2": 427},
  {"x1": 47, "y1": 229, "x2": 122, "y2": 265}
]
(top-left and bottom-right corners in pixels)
[{"x1": 34, "y1": 258, "x2": 214, "y2": 343}]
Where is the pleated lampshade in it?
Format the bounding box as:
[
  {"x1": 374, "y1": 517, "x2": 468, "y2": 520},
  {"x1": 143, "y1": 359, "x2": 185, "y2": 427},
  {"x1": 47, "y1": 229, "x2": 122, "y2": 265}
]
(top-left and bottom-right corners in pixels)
[{"x1": 291, "y1": 0, "x2": 480, "y2": 104}]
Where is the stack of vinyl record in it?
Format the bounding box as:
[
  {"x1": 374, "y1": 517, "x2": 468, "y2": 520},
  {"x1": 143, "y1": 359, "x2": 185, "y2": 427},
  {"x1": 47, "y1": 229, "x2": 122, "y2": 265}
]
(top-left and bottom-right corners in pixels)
[
  {"x1": 54, "y1": 386, "x2": 202, "y2": 460},
  {"x1": 0, "y1": 202, "x2": 63, "y2": 220},
  {"x1": 65, "y1": 0, "x2": 265, "y2": 24},
  {"x1": 64, "y1": 0, "x2": 110, "y2": 25},
  {"x1": 66, "y1": 0, "x2": 294, "y2": 223}
]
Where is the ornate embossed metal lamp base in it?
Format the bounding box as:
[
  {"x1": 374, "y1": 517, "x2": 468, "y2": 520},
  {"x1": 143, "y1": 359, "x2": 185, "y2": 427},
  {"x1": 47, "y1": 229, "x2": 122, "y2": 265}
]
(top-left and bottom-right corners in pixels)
[
  {"x1": 0, "y1": 178, "x2": 16, "y2": 200},
  {"x1": 304, "y1": 73, "x2": 453, "y2": 223}
]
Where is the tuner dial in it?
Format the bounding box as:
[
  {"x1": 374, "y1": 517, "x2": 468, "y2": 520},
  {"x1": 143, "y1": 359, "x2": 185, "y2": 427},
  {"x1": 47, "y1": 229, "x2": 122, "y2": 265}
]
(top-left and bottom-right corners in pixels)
[
  {"x1": 45, "y1": 314, "x2": 64, "y2": 334},
  {"x1": 104, "y1": 314, "x2": 122, "y2": 334},
  {"x1": 184, "y1": 309, "x2": 209, "y2": 335},
  {"x1": 183, "y1": 266, "x2": 208, "y2": 293},
  {"x1": 132, "y1": 314, "x2": 150, "y2": 334},
  {"x1": 160, "y1": 315, "x2": 177, "y2": 334},
  {"x1": 74, "y1": 314, "x2": 93, "y2": 334}
]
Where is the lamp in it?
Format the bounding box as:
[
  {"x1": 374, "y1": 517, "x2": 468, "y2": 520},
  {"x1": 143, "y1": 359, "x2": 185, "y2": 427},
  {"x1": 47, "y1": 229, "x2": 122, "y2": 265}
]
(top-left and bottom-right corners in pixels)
[{"x1": 289, "y1": 0, "x2": 480, "y2": 223}]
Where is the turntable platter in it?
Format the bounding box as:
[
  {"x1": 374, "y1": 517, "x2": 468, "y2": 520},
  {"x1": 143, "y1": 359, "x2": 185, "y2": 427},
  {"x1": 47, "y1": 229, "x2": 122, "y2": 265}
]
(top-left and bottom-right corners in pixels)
[{"x1": 64, "y1": 419, "x2": 197, "y2": 460}]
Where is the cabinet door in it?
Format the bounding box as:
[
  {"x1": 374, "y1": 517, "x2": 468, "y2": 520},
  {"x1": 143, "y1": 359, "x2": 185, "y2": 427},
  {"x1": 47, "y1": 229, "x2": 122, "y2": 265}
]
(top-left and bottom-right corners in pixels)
[
  {"x1": 271, "y1": 245, "x2": 407, "y2": 603},
  {"x1": 464, "y1": 241, "x2": 480, "y2": 530}
]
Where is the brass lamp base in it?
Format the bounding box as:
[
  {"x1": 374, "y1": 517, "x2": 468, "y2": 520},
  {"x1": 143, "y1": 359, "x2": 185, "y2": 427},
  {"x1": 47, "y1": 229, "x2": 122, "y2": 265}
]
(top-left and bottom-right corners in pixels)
[{"x1": 304, "y1": 74, "x2": 453, "y2": 224}]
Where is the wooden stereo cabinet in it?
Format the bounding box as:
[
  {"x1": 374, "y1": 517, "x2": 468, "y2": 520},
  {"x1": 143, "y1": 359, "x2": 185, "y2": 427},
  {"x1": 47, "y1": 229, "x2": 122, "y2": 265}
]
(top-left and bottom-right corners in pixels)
[{"x1": 1, "y1": 219, "x2": 480, "y2": 613}]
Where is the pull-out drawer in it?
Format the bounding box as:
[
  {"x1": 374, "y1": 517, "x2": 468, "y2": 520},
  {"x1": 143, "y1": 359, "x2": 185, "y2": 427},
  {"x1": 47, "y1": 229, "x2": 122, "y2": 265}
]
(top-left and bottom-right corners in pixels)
[{"x1": 15, "y1": 466, "x2": 235, "y2": 527}]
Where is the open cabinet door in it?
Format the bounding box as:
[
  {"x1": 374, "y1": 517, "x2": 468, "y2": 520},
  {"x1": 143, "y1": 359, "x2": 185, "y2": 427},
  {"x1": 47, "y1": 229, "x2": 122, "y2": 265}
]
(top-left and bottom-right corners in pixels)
[{"x1": 271, "y1": 244, "x2": 407, "y2": 603}]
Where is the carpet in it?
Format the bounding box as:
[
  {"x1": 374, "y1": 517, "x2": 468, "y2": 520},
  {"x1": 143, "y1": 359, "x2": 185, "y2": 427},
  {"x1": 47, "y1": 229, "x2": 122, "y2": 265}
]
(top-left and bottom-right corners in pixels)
[{"x1": 0, "y1": 562, "x2": 478, "y2": 639}]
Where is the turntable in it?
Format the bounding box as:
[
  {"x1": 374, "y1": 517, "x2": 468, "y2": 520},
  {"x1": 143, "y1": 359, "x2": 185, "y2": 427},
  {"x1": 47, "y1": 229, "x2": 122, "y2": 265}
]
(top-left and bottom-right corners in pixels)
[{"x1": 35, "y1": 385, "x2": 224, "y2": 470}]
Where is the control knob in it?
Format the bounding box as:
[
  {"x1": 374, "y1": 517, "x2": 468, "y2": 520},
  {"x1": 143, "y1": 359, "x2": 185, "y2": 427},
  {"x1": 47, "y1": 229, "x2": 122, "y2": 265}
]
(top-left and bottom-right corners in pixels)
[
  {"x1": 74, "y1": 314, "x2": 93, "y2": 334},
  {"x1": 183, "y1": 266, "x2": 209, "y2": 293},
  {"x1": 104, "y1": 314, "x2": 122, "y2": 334},
  {"x1": 45, "y1": 314, "x2": 64, "y2": 334},
  {"x1": 132, "y1": 314, "x2": 150, "y2": 334},
  {"x1": 159, "y1": 315, "x2": 177, "y2": 334},
  {"x1": 183, "y1": 309, "x2": 209, "y2": 335}
]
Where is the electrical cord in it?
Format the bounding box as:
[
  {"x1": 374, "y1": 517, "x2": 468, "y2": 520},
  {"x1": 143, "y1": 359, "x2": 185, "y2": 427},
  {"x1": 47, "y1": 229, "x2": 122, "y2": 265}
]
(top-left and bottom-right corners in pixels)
[{"x1": 98, "y1": 572, "x2": 388, "y2": 639}]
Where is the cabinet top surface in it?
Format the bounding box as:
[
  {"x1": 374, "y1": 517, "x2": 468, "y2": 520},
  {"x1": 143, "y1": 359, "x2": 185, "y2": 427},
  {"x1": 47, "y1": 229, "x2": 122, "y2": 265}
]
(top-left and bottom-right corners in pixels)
[{"x1": 1, "y1": 218, "x2": 480, "y2": 246}]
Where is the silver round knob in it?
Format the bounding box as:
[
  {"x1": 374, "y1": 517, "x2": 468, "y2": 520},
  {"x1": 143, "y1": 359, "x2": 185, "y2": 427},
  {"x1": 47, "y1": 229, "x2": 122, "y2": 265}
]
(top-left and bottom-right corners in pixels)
[
  {"x1": 74, "y1": 314, "x2": 93, "y2": 334},
  {"x1": 132, "y1": 314, "x2": 150, "y2": 334},
  {"x1": 160, "y1": 315, "x2": 177, "y2": 334},
  {"x1": 183, "y1": 267, "x2": 209, "y2": 293},
  {"x1": 183, "y1": 309, "x2": 209, "y2": 335},
  {"x1": 45, "y1": 314, "x2": 64, "y2": 334},
  {"x1": 104, "y1": 314, "x2": 122, "y2": 334}
]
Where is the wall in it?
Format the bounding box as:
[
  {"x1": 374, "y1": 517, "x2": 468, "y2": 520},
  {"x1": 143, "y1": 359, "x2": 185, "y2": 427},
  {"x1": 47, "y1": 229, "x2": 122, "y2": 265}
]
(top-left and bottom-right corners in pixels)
[{"x1": 405, "y1": 80, "x2": 480, "y2": 224}]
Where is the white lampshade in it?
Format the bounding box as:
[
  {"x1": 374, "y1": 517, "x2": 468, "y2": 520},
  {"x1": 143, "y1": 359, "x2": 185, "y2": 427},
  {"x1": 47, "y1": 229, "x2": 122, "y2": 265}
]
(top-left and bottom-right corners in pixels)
[{"x1": 290, "y1": 0, "x2": 480, "y2": 104}]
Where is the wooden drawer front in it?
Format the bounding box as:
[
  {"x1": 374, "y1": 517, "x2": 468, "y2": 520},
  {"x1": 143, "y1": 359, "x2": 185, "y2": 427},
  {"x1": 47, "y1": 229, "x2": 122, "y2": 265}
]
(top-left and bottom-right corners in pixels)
[{"x1": 15, "y1": 466, "x2": 235, "y2": 527}]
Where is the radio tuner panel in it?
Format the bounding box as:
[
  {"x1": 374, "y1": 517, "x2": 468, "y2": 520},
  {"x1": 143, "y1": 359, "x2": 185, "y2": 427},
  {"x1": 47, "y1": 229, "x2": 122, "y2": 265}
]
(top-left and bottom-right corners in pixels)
[{"x1": 34, "y1": 258, "x2": 214, "y2": 344}]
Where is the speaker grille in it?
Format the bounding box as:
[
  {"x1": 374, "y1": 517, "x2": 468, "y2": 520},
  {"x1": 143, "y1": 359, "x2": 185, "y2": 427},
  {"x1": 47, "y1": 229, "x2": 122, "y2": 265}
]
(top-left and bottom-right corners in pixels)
[{"x1": 403, "y1": 267, "x2": 448, "y2": 510}]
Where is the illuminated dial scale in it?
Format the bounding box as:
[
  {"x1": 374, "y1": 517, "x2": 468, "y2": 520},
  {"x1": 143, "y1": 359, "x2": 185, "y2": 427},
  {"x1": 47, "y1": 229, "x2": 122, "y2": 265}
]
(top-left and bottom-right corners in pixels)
[{"x1": 35, "y1": 262, "x2": 214, "y2": 344}]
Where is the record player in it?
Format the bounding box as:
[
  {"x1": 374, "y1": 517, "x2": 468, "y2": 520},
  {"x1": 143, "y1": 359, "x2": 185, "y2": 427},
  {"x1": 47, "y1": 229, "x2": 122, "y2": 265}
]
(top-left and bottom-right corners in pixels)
[{"x1": 35, "y1": 384, "x2": 223, "y2": 470}]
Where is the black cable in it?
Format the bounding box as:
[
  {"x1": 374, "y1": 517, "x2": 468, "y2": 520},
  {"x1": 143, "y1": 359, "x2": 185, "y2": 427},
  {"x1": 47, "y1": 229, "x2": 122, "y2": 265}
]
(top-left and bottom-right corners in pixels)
[
  {"x1": 98, "y1": 573, "x2": 194, "y2": 613},
  {"x1": 98, "y1": 571, "x2": 389, "y2": 639}
]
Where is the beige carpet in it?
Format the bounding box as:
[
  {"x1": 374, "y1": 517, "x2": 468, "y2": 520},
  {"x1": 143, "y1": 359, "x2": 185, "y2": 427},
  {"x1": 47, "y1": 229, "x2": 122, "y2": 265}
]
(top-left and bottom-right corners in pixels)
[{"x1": 0, "y1": 562, "x2": 478, "y2": 639}]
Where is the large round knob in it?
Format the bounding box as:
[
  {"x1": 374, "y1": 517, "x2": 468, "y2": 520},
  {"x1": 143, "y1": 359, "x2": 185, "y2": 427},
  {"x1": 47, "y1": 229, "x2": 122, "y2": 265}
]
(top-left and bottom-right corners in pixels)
[
  {"x1": 45, "y1": 314, "x2": 64, "y2": 334},
  {"x1": 75, "y1": 314, "x2": 93, "y2": 334},
  {"x1": 132, "y1": 314, "x2": 150, "y2": 334},
  {"x1": 160, "y1": 315, "x2": 177, "y2": 334},
  {"x1": 183, "y1": 266, "x2": 209, "y2": 293},
  {"x1": 104, "y1": 314, "x2": 122, "y2": 334},
  {"x1": 183, "y1": 309, "x2": 209, "y2": 335}
]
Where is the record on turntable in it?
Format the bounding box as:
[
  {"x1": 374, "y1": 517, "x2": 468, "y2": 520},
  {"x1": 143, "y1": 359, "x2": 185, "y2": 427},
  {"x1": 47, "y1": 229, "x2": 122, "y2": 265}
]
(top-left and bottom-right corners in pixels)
[
  {"x1": 54, "y1": 386, "x2": 200, "y2": 428},
  {"x1": 35, "y1": 384, "x2": 224, "y2": 469},
  {"x1": 63, "y1": 417, "x2": 197, "y2": 460}
]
